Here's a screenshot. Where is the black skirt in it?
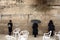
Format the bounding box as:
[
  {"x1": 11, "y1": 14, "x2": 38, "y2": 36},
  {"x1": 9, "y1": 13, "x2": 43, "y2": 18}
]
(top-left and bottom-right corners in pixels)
[
  {"x1": 33, "y1": 29, "x2": 38, "y2": 35},
  {"x1": 8, "y1": 27, "x2": 12, "y2": 32}
]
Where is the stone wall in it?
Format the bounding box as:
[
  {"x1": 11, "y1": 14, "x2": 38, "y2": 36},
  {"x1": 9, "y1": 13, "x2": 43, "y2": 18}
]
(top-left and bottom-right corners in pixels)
[{"x1": 0, "y1": 0, "x2": 60, "y2": 35}]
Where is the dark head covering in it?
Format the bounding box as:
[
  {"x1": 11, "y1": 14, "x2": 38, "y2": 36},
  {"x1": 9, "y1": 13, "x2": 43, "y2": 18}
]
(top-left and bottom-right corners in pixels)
[
  {"x1": 9, "y1": 20, "x2": 12, "y2": 23},
  {"x1": 49, "y1": 20, "x2": 53, "y2": 24}
]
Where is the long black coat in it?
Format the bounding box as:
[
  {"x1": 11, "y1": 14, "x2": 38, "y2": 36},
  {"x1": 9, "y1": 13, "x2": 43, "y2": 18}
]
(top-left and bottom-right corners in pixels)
[
  {"x1": 48, "y1": 21, "x2": 55, "y2": 31},
  {"x1": 48, "y1": 20, "x2": 55, "y2": 36},
  {"x1": 8, "y1": 22, "x2": 13, "y2": 32},
  {"x1": 32, "y1": 23, "x2": 38, "y2": 35}
]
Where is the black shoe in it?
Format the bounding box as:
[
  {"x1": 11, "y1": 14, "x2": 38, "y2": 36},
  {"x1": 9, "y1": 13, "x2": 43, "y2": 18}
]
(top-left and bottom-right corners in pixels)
[{"x1": 34, "y1": 35, "x2": 37, "y2": 37}]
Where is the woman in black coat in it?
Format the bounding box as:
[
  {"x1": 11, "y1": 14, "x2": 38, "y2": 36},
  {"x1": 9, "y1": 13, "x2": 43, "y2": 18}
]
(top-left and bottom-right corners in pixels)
[
  {"x1": 8, "y1": 20, "x2": 13, "y2": 35},
  {"x1": 32, "y1": 23, "x2": 38, "y2": 37},
  {"x1": 48, "y1": 20, "x2": 55, "y2": 36}
]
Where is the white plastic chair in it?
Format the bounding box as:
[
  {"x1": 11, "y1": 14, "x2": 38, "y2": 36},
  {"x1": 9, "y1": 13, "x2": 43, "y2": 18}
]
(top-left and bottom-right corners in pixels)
[
  {"x1": 13, "y1": 28, "x2": 20, "y2": 37},
  {"x1": 5, "y1": 35, "x2": 16, "y2": 40},
  {"x1": 43, "y1": 31, "x2": 52, "y2": 40},
  {"x1": 18, "y1": 30, "x2": 29, "y2": 40},
  {"x1": 44, "y1": 31, "x2": 52, "y2": 37},
  {"x1": 55, "y1": 31, "x2": 60, "y2": 40}
]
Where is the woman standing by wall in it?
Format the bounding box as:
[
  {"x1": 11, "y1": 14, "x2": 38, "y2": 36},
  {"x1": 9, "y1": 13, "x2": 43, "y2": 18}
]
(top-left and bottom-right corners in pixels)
[
  {"x1": 32, "y1": 23, "x2": 38, "y2": 37},
  {"x1": 48, "y1": 20, "x2": 55, "y2": 36}
]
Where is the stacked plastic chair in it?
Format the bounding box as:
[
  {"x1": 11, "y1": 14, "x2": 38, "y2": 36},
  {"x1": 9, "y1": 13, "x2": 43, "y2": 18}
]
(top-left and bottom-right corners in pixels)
[
  {"x1": 43, "y1": 31, "x2": 52, "y2": 40},
  {"x1": 13, "y1": 28, "x2": 20, "y2": 37},
  {"x1": 18, "y1": 30, "x2": 29, "y2": 40}
]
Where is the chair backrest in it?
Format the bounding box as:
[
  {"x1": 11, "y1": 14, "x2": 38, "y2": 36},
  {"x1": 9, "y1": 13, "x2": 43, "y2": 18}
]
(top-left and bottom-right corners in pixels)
[
  {"x1": 13, "y1": 28, "x2": 20, "y2": 32},
  {"x1": 44, "y1": 31, "x2": 52, "y2": 37},
  {"x1": 49, "y1": 31, "x2": 52, "y2": 37},
  {"x1": 18, "y1": 30, "x2": 29, "y2": 39},
  {"x1": 20, "y1": 30, "x2": 29, "y2": 35}
]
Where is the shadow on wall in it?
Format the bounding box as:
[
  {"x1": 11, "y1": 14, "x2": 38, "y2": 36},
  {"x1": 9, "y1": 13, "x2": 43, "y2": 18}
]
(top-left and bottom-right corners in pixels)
[{"x1": 31, "y1": 0, "x2": 55, "y2": 12}]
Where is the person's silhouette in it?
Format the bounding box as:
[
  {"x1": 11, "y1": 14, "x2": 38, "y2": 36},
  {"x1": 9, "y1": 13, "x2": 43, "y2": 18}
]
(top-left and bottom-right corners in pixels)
[
  {"x1": 8, "y1": 20, "x2": 13, "y2": 35},
  {"x1": 32, "y1": 23, "x2": 38, "y2": 37},
  {"x1": 48, "y1": 20, "x2": 55, "y2": 36}
]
